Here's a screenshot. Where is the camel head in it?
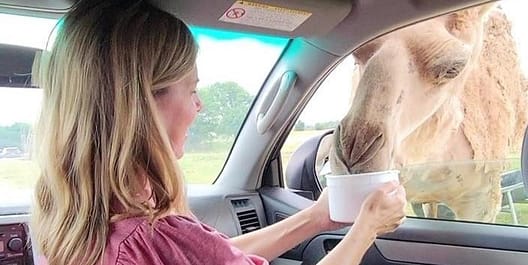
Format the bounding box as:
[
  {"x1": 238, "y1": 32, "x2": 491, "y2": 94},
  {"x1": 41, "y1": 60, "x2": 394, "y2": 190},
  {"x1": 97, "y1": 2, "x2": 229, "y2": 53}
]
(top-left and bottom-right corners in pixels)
[{"x1": 330, "y1": 5, "x2": 495, "y2": 175}]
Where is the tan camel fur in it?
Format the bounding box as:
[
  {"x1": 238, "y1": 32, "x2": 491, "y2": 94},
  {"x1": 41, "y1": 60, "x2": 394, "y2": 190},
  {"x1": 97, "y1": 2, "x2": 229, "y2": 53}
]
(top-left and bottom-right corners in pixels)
[{"x1": 324, "y1": 5, "x2": 527, "y2": 222}]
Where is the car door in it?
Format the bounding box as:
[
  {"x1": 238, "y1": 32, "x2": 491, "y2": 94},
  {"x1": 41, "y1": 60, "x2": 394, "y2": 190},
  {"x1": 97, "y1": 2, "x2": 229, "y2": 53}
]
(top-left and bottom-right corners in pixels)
[{"x1": 188, "y1": 0, "x2": 528, "y2": 264}]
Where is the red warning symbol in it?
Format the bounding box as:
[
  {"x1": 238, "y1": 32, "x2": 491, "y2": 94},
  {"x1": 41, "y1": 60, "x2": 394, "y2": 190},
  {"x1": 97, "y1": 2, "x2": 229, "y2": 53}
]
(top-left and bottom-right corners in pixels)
[{"x1": 226, "y1": 8, "x2": 246, "y2": 19}]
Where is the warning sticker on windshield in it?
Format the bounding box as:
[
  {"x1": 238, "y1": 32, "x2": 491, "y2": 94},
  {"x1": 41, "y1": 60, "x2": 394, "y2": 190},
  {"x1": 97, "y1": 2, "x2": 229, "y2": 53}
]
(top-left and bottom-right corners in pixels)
[{"x1": 219, "y1": 1, "x2": 312, "y2": 32}]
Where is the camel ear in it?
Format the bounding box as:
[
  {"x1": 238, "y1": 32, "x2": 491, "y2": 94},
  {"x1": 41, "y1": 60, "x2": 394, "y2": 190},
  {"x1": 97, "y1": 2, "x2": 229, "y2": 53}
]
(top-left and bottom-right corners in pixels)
[
  {"x1": 447, "y1": 3, "x2": 497, "y2": 39},
  {"x1": 453, "y1": 3, "x2": 497, "y2": 23},
  {"x1": 477, "y1": 3, "x2": 498, "y2": 19}
]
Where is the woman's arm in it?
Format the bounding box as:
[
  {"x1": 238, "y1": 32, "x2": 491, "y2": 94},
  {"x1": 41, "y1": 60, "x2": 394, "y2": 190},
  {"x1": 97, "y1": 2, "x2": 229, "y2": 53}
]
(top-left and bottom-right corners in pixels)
[
  {"x1": 230, "y1": 182, "x2": 406, "y2": 263},
  {"x1": 228, "y1": 205, "x2": 321, "y2": 261}
]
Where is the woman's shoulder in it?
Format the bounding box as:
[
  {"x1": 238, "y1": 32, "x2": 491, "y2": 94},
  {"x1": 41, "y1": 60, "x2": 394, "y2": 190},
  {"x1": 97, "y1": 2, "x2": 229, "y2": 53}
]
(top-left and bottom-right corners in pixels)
[
  {"x1": 103, "y1": 215, "x2": 266, "y2": 265},
  {"x1": 104, "y1": 215, "x2": 212, "y2": 264},
  {"x1": 108, "y1": 214, "x2": 218, "y2": 241}
]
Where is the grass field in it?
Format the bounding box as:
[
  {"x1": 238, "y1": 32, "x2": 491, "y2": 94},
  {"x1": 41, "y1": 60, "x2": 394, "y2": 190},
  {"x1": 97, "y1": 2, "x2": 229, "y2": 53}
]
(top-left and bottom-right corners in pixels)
[
  {"x1": 281, "y1": 130, "x2": 329, "y2": 170},
  {"x1": 1, "y1": 129, "x2": 528, "y2": 227},
  {"x1": 0, "y1": 152, "x2": 228, "y2": 188},
  {"x1": 496, "y1": 201, "x2": 528, "y2": 224},
  {"x1": 0, "y1": 130, "x2": 323, "y2": 188},
  {"x1": 0, "y1": 158, "x2": 39, "y2": 189},
  {"x1": 179, "y1": 151, "x2": 226, "y2": 184}
]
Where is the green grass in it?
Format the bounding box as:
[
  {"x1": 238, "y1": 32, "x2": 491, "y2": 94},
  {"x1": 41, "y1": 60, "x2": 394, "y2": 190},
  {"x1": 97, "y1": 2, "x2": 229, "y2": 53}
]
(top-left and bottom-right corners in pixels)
[
  {"x1": 0, "y1": 158, "x2": 39, "y2": 189},
  {"x1": 403, "y1": 201, "x2": 528, "y2": 227},
  {"x1": 0, "y1": 152, "x2": 227, "y2": 188},
  {"x1": 281, "y1": 130, "x2": 328, "y2": 171},
  {"x1": 496, "y1": 201, "x2": 528, "y2": 225},
  {"x1": 0, "y1": 130, "x2": 322, "y2": 188},
  {"x1": 181, "y1": 129, "x2": 333, "y2": 183},
  {"x1": 179, "y1": 151, "x2": 226, "y2": 184}
]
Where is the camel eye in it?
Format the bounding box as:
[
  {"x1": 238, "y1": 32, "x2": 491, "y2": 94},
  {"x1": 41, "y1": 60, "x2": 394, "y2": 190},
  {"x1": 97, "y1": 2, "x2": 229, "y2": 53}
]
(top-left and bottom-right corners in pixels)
[
  {"x1": 415, "y1": 39, "x2": 471, "y2": 85},
  {"x1": 430, "y1": 59, "x2": 468, "y2": 85}
]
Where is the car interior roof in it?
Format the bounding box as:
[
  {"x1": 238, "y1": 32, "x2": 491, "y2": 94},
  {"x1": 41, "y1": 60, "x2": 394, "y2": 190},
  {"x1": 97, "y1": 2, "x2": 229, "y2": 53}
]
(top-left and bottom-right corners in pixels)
[{"x1": 1, "y1": 0, "x2": 496, "y2": 56}]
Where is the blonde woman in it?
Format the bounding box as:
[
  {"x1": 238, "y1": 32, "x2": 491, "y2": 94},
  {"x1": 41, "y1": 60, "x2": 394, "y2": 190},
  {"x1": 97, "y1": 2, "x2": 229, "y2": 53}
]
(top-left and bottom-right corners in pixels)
[{"x1": 32, "y1": 0, "x2": 407, "y2": 264}]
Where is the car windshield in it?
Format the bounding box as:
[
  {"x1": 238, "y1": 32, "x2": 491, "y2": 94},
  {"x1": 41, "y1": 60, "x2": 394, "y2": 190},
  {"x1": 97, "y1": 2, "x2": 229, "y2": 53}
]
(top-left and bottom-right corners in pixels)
[{"x1": 0, "y1": 13, "x2": 288, "y2": 213}]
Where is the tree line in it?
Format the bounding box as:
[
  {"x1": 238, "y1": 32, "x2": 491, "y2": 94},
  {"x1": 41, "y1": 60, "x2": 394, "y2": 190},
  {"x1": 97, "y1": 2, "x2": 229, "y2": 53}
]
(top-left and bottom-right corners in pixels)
[
  {"x1": 0, "y1": 122, "x2": 31, "y2": 150},
  {"x1": 294, "y1": 120, "x2": 339, "y2": 131}
]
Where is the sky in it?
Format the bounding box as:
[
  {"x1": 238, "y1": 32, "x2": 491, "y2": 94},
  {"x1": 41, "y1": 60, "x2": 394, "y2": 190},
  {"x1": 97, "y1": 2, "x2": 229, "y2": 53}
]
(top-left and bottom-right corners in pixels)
[{"x1": 0, "y1": 0, "x2": 527, "y2": 127}]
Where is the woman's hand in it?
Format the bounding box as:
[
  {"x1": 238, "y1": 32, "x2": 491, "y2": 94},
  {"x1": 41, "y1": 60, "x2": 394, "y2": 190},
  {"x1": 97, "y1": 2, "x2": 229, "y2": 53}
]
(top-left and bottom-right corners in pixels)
[
  {"x1": 308, "y1": 181, "x2": 406, "y2": 235},
  {"x1": 355, "y1": 181, "x2": 407, "y2": 236},
  {"x1": 306, "y1": 188, "x2": 348, "y2": 232},
  {"x1": 315, "y1": 181, "x2": 407, "y2": 265}
]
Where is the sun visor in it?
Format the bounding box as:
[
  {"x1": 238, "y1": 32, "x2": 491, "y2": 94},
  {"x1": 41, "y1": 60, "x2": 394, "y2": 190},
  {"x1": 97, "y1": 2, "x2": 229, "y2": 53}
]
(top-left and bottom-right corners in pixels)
[
  {"x1": 0, "y1": 0, "x2": 72, "y2": 10},
  {"x1": 0, "y1": 0, "x2": 73, "y2": 18},
  {"x1": 149, "y1": 0, "x2": 352, "y2": 38},
  {"x1": 0, "y1": 44, "x2": 39, "y2": 88}
]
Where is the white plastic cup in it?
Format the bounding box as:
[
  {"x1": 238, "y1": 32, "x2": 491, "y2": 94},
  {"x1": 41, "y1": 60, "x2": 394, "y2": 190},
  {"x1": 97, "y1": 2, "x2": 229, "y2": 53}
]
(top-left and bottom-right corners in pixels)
[{"x1": 326, "y1": 170, "x2": 399, "y2": 223}]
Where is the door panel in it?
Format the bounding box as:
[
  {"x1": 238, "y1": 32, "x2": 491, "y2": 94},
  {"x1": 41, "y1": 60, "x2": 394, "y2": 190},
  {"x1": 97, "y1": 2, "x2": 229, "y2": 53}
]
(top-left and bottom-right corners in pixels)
[
  {"x1": 270, "y1": 258, "x2": 302, "y2": 265},
  {"x1": 259, "y1": 186, "x2": 528, "y2": 265},
  {"x1": 375, "y1": 239, "x2": 528, "y2": 265}
]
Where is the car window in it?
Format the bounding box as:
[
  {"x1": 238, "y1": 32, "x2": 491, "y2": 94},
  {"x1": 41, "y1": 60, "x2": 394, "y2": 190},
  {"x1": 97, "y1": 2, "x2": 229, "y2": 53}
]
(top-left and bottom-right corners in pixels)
[
  {"x1": 282, "y1": 1, "x2": 528, "y2": 226},
  {"x1": 182, "y1": 28, "x2": 288, "y2": 184},
  {"x1": 0, "y1": 13, "x2": 288, "y2": 213}
]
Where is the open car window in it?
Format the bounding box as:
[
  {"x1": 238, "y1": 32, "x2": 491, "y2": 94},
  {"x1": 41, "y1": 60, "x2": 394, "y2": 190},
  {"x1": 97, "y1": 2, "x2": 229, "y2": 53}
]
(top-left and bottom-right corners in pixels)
[{"x1": 282, "y1": 1, "x2": 528, "y2": 227}]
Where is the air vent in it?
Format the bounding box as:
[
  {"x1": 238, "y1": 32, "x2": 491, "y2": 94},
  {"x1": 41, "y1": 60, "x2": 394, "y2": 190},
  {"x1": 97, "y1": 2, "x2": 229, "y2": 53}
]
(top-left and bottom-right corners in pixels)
[
  {"x1": 230, "y1": 198, "x2": 261, "y2": 234},
  {"x1": 236, "y1": 209, "x2": 261, "y2": 234},
  {"x1": 231, "y1": 199, "x2": 250, "y2": 209}
]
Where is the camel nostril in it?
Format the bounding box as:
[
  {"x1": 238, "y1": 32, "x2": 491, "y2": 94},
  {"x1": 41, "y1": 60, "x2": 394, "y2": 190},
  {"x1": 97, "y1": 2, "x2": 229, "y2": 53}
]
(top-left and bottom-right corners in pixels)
[
  {"x1": 360, "y1": 133, "x2": 385, "y2": 162},
  {"x1": 345, "y1": 128, "x2": 385, "y2": 170}
]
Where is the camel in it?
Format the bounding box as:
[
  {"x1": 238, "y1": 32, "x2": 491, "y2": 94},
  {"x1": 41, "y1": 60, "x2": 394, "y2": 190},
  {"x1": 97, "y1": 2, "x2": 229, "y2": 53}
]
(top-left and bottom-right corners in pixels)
[{"x1": 320, "y1": 5, "x2": 528, "y2": 222}]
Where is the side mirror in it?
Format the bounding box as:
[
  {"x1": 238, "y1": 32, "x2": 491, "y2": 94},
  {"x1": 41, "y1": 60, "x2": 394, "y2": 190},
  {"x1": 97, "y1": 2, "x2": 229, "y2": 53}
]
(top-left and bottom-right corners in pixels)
[{"x1": 285, "y1": 130, "x2": 333, "y2": 200}]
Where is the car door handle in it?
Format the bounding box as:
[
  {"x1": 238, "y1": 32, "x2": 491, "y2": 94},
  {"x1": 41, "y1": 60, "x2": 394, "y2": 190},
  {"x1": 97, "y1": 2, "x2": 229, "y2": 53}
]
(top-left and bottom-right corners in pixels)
[{"x1": 257, "y1": 71, "x2": 297, "y2": 134}]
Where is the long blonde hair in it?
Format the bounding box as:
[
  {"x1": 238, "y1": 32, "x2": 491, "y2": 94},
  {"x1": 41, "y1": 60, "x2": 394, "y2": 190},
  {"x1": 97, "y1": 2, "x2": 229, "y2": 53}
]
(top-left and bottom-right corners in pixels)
[{"x1": 32, "y1": 0, "x2": 197, "y2": 264}]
